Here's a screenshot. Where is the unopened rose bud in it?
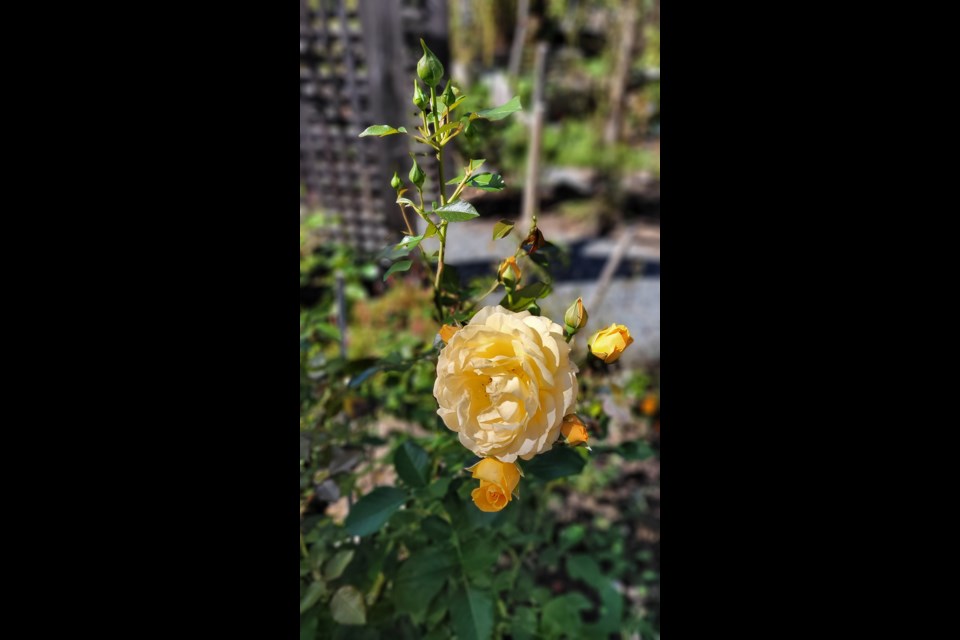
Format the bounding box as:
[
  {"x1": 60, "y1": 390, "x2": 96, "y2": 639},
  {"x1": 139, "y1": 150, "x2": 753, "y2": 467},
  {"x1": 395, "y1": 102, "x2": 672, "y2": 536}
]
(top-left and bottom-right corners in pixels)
[
  {"x1": 561, "y1": 414, "x2": 589, "y2": 446},
  {"x1": 498, "y1": 256, "x2": 521, "y2": 286},
  {"x1": 412, "y1": 78, "x2": 428, "y2": 111},
  {"x1": 409, "y1": 157, "x2": 425, "y2": 189},
  {"x1": 441, "y1": 81, "x2": 456, "y2": 107},
  {"x1": 390, "y1": 171, "x2": 402, "y2": 190},
  {"x1": 417, "y1": 38, "x2": 444, "y2": 88},
  {"x1": 564, "y1": 297, "x2": 588, "y2": 334},
  {"x1": 588, "y1": 324, "x2": 634, "y2": 364}
]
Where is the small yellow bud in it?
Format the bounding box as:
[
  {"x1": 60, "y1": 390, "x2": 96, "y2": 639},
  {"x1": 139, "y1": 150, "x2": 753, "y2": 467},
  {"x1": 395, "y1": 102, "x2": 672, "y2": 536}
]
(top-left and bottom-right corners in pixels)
[
  {"x1": 498, "y1": 256, "x2": 522, "y2": 285},
  {"x1": 587, "y1": 324, "x2": 634, "y2": 364},
  {"x1": 563, "y1": 297, "x2": 588, "y2": 334},
  {"x1": 561, "y1": 414, "x2": 589, "y2": 446}
]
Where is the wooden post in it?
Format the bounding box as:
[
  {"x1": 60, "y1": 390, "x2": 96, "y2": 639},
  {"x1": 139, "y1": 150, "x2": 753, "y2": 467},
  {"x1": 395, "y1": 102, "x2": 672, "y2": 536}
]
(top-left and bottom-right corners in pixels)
[
  {"x1": 507, "y1": 0, "x2": 530, "y2": 86},
  {"x1": 587, "y1": 227, "x2": 636, "y2": 312},
  {"x1": 519, "y1": 42, "x2": 547, "y2": 235},
  {"x1": 604, "y1": 0, "x2": 639, "y2": 145}
]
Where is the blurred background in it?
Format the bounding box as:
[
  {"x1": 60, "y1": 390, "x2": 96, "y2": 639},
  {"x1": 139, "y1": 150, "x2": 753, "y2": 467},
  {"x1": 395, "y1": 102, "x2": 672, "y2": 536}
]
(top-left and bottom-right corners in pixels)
[
  {"x1": 300, "y1": 0, "x2": 659, "y2": 362},
  {"x1": 301, "y1": 1, "x2": 659, "y2": 637}
]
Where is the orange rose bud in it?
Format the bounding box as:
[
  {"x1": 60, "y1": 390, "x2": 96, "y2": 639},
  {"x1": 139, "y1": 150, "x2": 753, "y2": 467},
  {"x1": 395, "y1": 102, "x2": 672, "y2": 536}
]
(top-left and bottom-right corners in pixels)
[
  {"x1": 498, "y1": 256, "x2": 522, "y2": 285},
  {"x1": 439, "y1": 324, "x2": 460, "y2": 343},
  {"x1": 561, "y1": 414, "x2": 589, "y2": 446},
  {"x1": 467, "y1": 458, "x2": 521, "y2": 512},
  {"x1": 587, "y1": 323, "x2": 634, "y2": 364},
  {"x1": 641, "y1": 393, "x2": 658, "y2": 416}
]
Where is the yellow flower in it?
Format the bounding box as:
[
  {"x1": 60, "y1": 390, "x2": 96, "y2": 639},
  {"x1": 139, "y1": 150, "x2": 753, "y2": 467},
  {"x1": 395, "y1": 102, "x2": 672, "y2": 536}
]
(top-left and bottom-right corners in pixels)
[
  {"x1": 468, "y1": 458, "x2": 521, "y2": 512},
  {"x1": 434, "y1": 305, "x2": 579, "y2": 462},
  {"x1": 587, "y1": 324, "x2": 634, "y2": 364},
  {"x1": 561, "y1": 414, "x2": 589, "y2": 446}
]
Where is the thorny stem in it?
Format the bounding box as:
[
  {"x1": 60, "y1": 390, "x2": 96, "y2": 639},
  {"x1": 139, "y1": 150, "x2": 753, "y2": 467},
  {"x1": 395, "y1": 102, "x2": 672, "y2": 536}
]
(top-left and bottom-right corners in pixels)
[
  {"x1": 398, "y1": 202, "x2": 415, "y2": 236},
  {"x1": 435, "y1": 223, "x2": 447, "y2": 291},
  {"x1": 431, "y1": 84, "x2": 450, "y2": 297},
  {"x1": 399, "y1": 202, "x2": 435, "y2": 283}
]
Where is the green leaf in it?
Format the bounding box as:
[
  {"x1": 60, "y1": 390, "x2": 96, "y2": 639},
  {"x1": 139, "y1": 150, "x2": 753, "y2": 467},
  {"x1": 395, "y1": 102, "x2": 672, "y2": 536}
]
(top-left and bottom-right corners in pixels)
[
  {"x1": 421, "y1": 515, "x2": 453, "y2": 541},
  {"x1": 510, "y1": 606, "x2": 538, "y2": 640},
  {"x1": 359, "y1": 125, "x2": 407, "y2": 137},
  {"x1": 393, "y1": 546, "x2": 457, "y2": 622},
  {"x1": 618, "y1": 440, "x2": 655, "y2": 460},
  {"x1": 299, "y1": 614, "x2": 318, "y2": 640},
  {"x1": 314, "y1": 322, "x2": 342, "y2": 342},
  {"x1": 586, "y1": 582, "x2": 623, "y2": 636},
  {"x1": 397, "y1": 234, "x2": 424, "y2": 251},
  {"x1": 394, "y1": 440, "x2": 430, "y2": 488},
  {"x1": 396, "y1": 197, "x2": 418, "y2": 208},
  {"x1": 521, "y1": 447, "x2": 586, "y2": 480},
  {"x1": 435, "y1": 200, "x2": 480, "y2": 222},
  {"x1": 499, "y1": 282, "x2": 552, "y2": 312},
  {"x1": 473, "y1": 97, "x2": 523, "y2": 121},
  {"x1": 460, "y1": 543, "x2": 500, "y2": 577},
  {"x1": 443, "y1": 95, "x2": 468, "y2": 113},
  {"x1": 433, "y1": 122, "x2": 463, "y2": 139},
  {"x1": 469, "y1": 159, "x2": 486, "y2": 172},
  {"x1": 300, "y1": 581, "x2": 327, "y2": 615},
  {"x1": 450, "y1": 584, "x2": 494, "y2": 640},
  {"x1": 383, "y1": 260, "x2": 413, "y2": 281},
  {"x1": 330, "y1": 585, "x2": 367, "y2": 625},
  {"x1": 565, "y1": 555, "x2": 604, "y2": 588},
  {"x1": 344, "y1": 487, "x2": 407, "y2": 537},
  {"x1": 428, "y1": 476, "x2": 452, "y2": 499},
  {"x1": 518, "y1": 282, "x2": 551, "y2": 299},
  {"x1": 323, "y1": 550, "x2": 355, "y2": 582},
  {"x1": 540, "y1": 593, "x2": 590, "y2": 638},
  {"x1": 423, "y1": 221, "x2": 439, "y2": 238},
  {"x1": 467, "y1": 173, "x2": 505, "y2": 191},
  {"x1": 377, "y1": 242, "x2": 412, "y2": 262}
]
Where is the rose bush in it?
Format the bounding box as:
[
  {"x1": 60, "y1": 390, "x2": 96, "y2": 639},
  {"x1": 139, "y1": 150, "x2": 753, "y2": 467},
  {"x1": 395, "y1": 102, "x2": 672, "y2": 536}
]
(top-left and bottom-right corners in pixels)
[{"x1": 434, "y1": 305, "x2": 579, "y2": 463}]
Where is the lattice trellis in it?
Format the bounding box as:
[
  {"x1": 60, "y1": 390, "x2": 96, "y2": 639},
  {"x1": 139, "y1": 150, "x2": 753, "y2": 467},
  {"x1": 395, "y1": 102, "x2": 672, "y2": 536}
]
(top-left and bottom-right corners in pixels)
[{"x1": 299, "y1": 0, "x2": 449, "y2": 254}]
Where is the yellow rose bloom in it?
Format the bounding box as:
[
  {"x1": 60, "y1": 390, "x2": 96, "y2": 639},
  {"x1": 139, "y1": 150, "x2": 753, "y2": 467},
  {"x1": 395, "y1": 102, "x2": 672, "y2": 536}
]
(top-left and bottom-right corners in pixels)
[
  {"x1": 560, "y1": 414, "x2": 589, "y2": 446},
  {"x1": 468, "y1": 458, "x2": 521, "y2": 512},
  {"x1": 587, "y1": 323, "x2": 634, "y2": 364},
  {"x1": 434, "y1": 305, "x2": 579, "y2": 462}
]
